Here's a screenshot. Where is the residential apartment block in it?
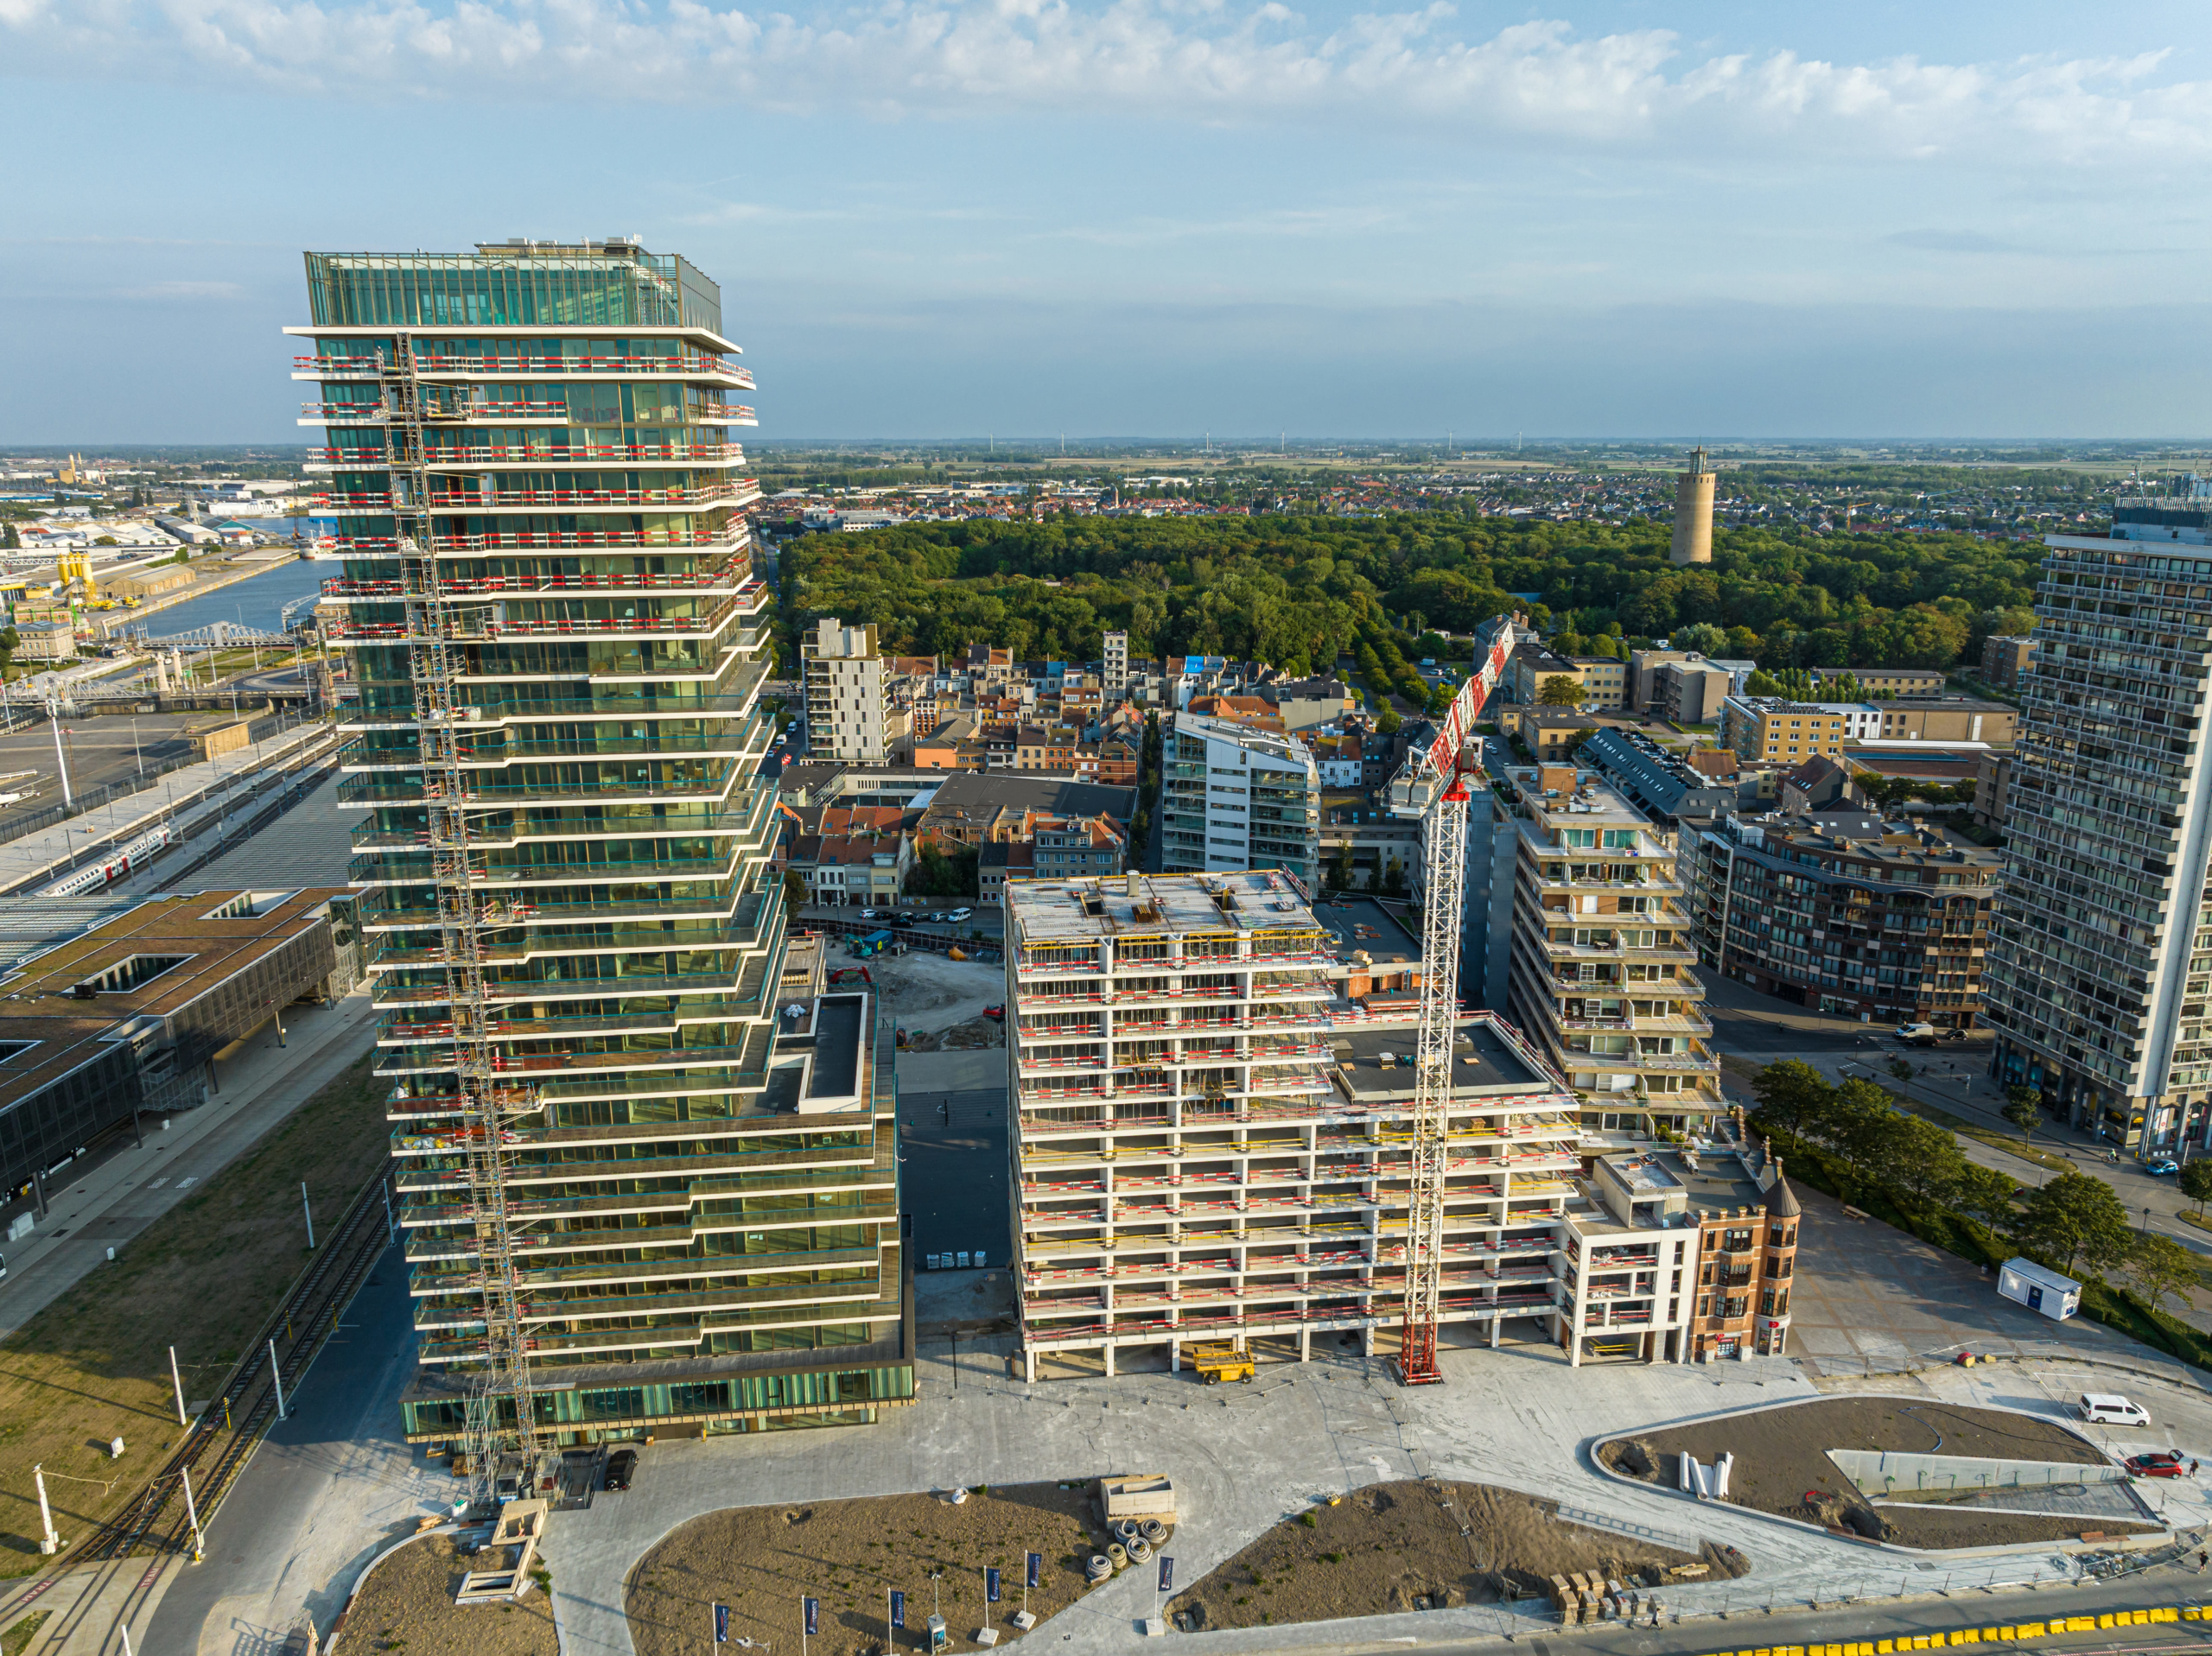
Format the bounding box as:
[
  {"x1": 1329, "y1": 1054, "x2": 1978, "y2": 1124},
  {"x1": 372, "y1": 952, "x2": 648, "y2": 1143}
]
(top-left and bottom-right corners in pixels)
[
  {"x1": 302, "y1": 239, "x2": 912, "y2": 1445},
  {"x1": 1719, "y1": 697, "x2": 1855, "y2": 764},
  {"x1": 1986, "y1": 497, "x2": 2212, "y2": 1153},
  {"x1": 804, "y1": 616, "x2": 894, "y2": 763},
  {"x1": 1682, "y1": 811, "x2": 1998, "y2": 1029},
  {"x1": 1499, "y1": 764, "x2": 1723, "y2": 1134},
  {"x1": 1160, "y1": 711, "x2": 1321, "y2": 890},
  {"x1": 1979, "y1": 635, "x2": 2037, "y2": 689},
  {"x1": 1509, "y1": 645, "x2": 1625, "y2": 710}
]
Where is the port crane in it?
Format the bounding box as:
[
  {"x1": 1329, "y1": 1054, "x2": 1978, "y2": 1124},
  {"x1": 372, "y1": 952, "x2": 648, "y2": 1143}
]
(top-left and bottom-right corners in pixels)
[{"x1": 1384, "y1": 625, "x2": 1516, "y2": 1384}]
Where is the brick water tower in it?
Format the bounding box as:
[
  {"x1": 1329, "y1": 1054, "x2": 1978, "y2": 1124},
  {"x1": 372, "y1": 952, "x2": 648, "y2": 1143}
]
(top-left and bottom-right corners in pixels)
[{"x1": 1670, "y1": 446, "x2": 1714, "y2": 565}]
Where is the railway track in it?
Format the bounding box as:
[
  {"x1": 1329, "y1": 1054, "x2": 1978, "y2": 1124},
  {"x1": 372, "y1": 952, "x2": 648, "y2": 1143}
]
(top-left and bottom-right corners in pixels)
[{"x1": 0, "y1": 1166, "x2": 396, "y2": 1654}]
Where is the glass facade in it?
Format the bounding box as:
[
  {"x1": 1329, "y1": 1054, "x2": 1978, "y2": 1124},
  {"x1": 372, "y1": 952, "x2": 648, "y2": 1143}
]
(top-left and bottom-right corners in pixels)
[{"x1": 298, "y1": 242, "x2": 911, "y2": 1445}]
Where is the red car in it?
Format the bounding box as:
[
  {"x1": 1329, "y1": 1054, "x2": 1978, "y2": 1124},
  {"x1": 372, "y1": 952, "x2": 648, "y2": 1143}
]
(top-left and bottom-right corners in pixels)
[{"x1": 2126, "y1": 1453, "x2": 2185, "y2": 1478}]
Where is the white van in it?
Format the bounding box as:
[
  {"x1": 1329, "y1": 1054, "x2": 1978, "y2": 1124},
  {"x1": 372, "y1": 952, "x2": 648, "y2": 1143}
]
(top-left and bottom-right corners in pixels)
[{"x1": 2079, "y1": 1393, "x2": 2150, "y2": 1427}]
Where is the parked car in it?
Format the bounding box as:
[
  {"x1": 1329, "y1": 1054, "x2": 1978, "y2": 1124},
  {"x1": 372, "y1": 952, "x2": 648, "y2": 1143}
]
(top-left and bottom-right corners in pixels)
[
  {"x1": 2126, "y1": 1453, "x2": 2184, "y2": 1478},
  {"x1": 982, "y1": 1005, "x2": 1005, "y2": 1020},
  {"x1": 894, "y1": 911, "x2": 918, "y2": 925},
  {"x1": 948, "y1": 908, "x2": 973, "y2": 922},
  {"x1": 604, "y1": 1449, "x2": 639, "y2": 1491},
  {"x1": 2081, "y1": 1393, "x2": 2152, "y2": 1427},
  {"x1": 858, "y1": 909, "x2": 880, "y2": 920},
  {"x1": 2146, "y1": 1159, "x2": 2181, "y2": 1176}
]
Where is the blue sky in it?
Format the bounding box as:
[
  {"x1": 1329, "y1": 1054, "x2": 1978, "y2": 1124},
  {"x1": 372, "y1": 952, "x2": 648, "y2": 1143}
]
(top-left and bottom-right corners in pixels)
[{"x1": 2, "y1": 0, "x2": 2207, "y2": 442}]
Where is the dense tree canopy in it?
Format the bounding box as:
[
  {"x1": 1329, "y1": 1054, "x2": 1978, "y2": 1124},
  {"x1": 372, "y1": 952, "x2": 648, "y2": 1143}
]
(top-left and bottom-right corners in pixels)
[{"x1": 783, "y1": 513, "x2": 2042, "y2": 676}]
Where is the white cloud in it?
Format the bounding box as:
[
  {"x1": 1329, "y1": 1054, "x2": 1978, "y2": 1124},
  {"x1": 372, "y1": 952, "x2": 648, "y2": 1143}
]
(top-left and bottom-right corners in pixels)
[{"x1": 2, "y1": 0, "x2": 2208, "y2": 168}]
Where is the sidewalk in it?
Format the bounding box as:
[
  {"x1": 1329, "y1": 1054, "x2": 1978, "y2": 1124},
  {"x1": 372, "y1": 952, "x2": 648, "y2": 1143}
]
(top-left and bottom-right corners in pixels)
[{"x1": 0, "y1": 989, "x2": 379, "y2": 1342}]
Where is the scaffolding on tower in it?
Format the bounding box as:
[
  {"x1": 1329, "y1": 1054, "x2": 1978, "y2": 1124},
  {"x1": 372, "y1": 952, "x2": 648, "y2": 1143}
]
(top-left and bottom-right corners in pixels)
[
  {"x1": 382, "y1": 334, "x2": 541, "y2": 1463},
  {"x1": 1386, "y1": 627, "x2": 1516, "y2": 1386}
]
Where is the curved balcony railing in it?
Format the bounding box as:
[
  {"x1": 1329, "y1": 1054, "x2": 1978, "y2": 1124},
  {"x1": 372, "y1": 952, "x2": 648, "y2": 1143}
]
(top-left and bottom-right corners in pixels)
[
  {"x1": 295, "y1": 351, "x2": 753, "y2": 383},
  {"x1": 322, "y1": 526, "x2": 753, "y2": 554},
  {"x1": 309, "y1": 441, "x2": 753, "y2": 467}
]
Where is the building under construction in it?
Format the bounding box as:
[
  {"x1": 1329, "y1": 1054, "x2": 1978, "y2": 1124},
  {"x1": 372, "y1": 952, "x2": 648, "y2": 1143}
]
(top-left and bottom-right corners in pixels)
[
  {"x1": 1004, "y1": 871, "x2": 1588, "y2": 1378},
  {"x1": 298, "y1": 240, "x2": 912, "y2": 1453},
  {"x1": 1004, "y1": 872, "x2": 1799, "y2": 1374}
]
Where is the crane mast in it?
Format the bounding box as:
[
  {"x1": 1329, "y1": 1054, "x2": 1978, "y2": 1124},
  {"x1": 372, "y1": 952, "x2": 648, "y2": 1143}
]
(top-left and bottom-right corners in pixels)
[{"x1": 1387, "y1": 627, "x2": 1515, "y2": 1386}]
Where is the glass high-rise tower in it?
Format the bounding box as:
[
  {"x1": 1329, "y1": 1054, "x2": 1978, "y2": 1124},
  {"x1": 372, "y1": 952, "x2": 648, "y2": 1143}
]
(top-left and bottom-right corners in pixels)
[{"x1": 296, "y1": 240, "x2": 912, "y2": 1450}]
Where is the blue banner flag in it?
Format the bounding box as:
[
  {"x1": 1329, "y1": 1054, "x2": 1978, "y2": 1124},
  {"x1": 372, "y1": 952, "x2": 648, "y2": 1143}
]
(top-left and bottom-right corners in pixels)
[
  {"x1": 986, "y1": 1568, "x2": 1001, "y2": 1603},
  {"x1": 714, "y1": 1605, "x2": 729, "y2": 1645},
  {"x1": 804, "y1": 1598, "x2": 819, "y2": 1637},
  {"x1": 1025, "y1": 1552, "x2": 1042, "y2": 1590},
  {"x1": 891, "y1": 1590, "x2": 906, "y2": 1629},
  {"x1": 1158, "y1": 1557, "x2": 1174, "y2": 1595}
]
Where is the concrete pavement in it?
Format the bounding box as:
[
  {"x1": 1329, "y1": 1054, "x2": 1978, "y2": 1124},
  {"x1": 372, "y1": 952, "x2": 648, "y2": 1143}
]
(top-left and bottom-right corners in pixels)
[
  {"x1": 530, "y1": 1336, "x2": 2114, "y2": 1656},
  {"x1": 142, "y1": 1244, "x2": 445, "y2": 1656},
  {"x1": 0, "y1": 988, "x2": 378, "y2": 1341}
]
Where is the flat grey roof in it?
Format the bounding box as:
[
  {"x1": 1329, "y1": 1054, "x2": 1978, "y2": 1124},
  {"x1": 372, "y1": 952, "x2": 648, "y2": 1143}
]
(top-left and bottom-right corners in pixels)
[
  {"x1": 1007, "y1": 870, "x2": 1316, "y2": 944},
  {"x1": 1332, "y1": 1018, "x2": 1546, "y2": 1097}
]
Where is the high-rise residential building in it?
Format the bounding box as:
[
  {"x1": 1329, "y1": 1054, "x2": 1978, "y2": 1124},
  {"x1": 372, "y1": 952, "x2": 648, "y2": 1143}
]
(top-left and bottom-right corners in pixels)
[
  {"x1": 1159, "y1": 711, "x2": 1320, "y2": 890},
  {"x1": 1500, "y1": 762, "x2": 1722, "y2": 1136},
  {"x1": 1670, "y1": 446, "x2": 1714, "y2": 566},
  {"x1": 299, "y1": 239, "x2": 912, "y2": 1451},
  {"x1": 1102, "y1": 629, "x2": 1129, "y2": 693},
  {"x1": 803, "y1": 617, "x2": 893, "y2": 763},
  {"x1": 1986, "y1": 490, "x2": 2212, "y2": 1154}
]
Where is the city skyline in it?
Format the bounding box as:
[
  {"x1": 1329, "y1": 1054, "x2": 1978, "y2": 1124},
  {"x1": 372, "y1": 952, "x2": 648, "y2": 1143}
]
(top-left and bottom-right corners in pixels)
[{"x1": 3, "y1": 0, "x2": 2209, "y2": 442}]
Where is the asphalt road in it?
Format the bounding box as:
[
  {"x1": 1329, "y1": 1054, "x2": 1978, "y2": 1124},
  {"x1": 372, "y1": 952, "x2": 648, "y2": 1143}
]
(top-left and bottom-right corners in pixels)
[{"x1": 898, "y1": 1085, "x2": 1011, "y2": 1267}]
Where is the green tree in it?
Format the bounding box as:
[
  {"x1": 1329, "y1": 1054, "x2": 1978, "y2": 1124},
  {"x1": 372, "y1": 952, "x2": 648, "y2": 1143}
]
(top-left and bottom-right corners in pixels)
[
  {"x1": 1887, "y1": 1057, "x2": 1916, "y2": 1085},
  {"x1": 2179, "y1": 1159, "x2": 2212, "y2": 1219},
  {"x1": 1744, "y1": 669, "x2": 1786, "y2": 695},
  {"x1": 2002, "y1": 1085, "x2": 2041, "y2": 1149},
  {"x1": 1673, "y1": 621, "x2": 1727, "y2": 655},
  {"x1": 1327, "y1": 843, "x2": 1354, "y2": 891},
  {"x1": 1751, "y1": 1059, "x2": 1834, "y2": 1137},
  {"x1": 1951, "y1": 1163, "x2": 2019, "y2": 1234},
  {"x1": 2126, "y1": 1233, "x2": 2199, "y2": 1316},
  {"x1": 2015, "y1": 1172, "x2": 2134, "y2": 1278},
  {"x1": 1536, "y1": 675, "x2": 1586, "y2": 707},
  {"x1": 0, "y1": 523, "x2": 16, "y2": 551},
  {"x1": 1882, "y1": 1114, "x2": 1970, "y2": 1208}
]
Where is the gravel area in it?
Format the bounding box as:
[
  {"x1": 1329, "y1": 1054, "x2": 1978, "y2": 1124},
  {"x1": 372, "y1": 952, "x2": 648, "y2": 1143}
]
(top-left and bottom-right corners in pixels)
[
  {"x1": 1600, "y1": 1397, "x2": 2158, "y2": 1550},
  {"x1": 340, "y1": 1535, "x2": 556, "y2": 1656},
  {"x1": 1164, "y1": 1480, "x2": 1724, "y2": 1634},
  {"x1": 628, "y1": 1482, "x2": 1105, "y2": 1656}
]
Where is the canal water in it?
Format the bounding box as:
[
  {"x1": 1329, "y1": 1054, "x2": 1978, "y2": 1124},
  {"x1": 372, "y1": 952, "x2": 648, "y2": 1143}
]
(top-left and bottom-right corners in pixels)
[{"x1": 135, "y1": 558, "x2": 327, "y2": 637}]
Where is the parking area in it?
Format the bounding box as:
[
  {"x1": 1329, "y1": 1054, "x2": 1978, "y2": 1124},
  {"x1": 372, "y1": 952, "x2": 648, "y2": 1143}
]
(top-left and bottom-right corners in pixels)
[{"x1": 1785, "y1": 1179, "x2": 2159, "y2": 1379}]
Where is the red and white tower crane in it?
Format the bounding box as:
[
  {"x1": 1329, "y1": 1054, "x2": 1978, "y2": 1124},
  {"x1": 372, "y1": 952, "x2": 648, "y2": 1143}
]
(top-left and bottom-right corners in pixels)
[{"x1": 1385, "y1": 625, "x2": 1516, "y2": 1385}]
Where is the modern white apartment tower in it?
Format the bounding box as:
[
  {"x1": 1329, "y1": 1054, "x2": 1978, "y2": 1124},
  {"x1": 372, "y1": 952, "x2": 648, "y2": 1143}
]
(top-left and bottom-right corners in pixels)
[
  {"x1": 1159, "y1": 712, "x2": 1321, "y2": 891},
  {"x1": 803, "y1": 616, "x2": 892, "y2": 763},
  {"x1": 1103, "y1": 629, "x2": 1129, "y2": 693}
]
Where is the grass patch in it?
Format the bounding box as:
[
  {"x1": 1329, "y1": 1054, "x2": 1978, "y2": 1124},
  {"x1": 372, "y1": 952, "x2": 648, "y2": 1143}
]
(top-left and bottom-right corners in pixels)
[
  {"x1": 2, "y1": 1613, "x2": 48, "y2": 1656},
  {"x1": 1890, "y1": 1096, "x2": 2074, "y2": 1174},
  {"x1": 0, "y1": 1047, "x2": 384, "y2": 1568}
]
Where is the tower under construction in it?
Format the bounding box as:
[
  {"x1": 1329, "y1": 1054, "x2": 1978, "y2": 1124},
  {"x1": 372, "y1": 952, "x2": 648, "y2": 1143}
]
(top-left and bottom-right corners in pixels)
[{"x1": 296, "y1": 240, "x2": 912, "y2": 1455}]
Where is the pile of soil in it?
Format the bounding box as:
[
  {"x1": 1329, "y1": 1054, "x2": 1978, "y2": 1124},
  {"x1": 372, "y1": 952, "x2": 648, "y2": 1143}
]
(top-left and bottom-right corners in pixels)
[
  {"x1": 629, "y1": 1482, "x2": 1100, "y2": 1656},
  {"x1": 340, "y1": 1536, "x2": 556, "y2": 1656},
  {"x1": 1165, "y1": 1481, "x2": 1726, "y2": 1634},
  {"x1": 904, "y1": 1017, "x2": 1003, "y2": 1053},
  {"x1": 1601, "y1": 1397, "x2": 2157, "y2": 1551}
]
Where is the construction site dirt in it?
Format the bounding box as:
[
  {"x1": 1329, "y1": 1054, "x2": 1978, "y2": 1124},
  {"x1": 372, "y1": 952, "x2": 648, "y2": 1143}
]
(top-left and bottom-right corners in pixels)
[
  {"x1": 342, "y1": 1534, "x2": 556, "y2": 1656},
  {"x1": 627, "y1": 1482, "x2": 1100, "y2": 1656},
  {"x1": 1164, "y1": 1480, "x2": 1728, "y2": 1634},
  {"x1": 1601, "y1": 1397, "x2": 2158, "y2": 1550}
]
